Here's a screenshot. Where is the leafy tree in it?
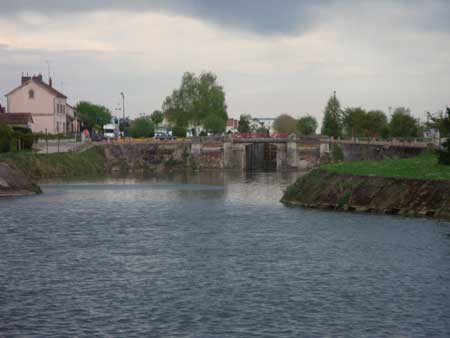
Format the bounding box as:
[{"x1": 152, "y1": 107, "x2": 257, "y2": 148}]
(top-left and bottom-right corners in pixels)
[
  {"x1": 204, "y1": 115, "x2": 226, "y2": 134},
  {"x1": 426, "y1": 109, "x2": 450, "y2": 137},
  {"x1": 297, "y1": 115, "x2": 318, "y2": 135},
  {"x1": 342, "y1": 107, "x2": 367, "y2": 137},
  {"x1": 437, "y1": 107, "x2": 450, "y2": 165},
  {"x1": 162, "y1": 71, "x2": 228, "y2": 129},
  {"x1": 366, "y1": 110, "x2": 388, "y2": 137},
  {"x1": 389, "y1": 107, "x2": 419, "y2": 138},
  {"x1": 151, "y1": 110, "x2": 164, "y2": 128},
  {"x1": 128, "y1": 116, "x2": 154, "y2": 138},
  {"x1": 238, "y1": 114, "x2": 251, "y2": 133},
  {"x1": 273, "y1": 114, "x2": 298, "y2": 134},
  {"x1": 76, "y1": 101, "x2": 112, "y2": 131},
  {"x1": 321, "y1": 94, "x2": 342, "y2": 138}
]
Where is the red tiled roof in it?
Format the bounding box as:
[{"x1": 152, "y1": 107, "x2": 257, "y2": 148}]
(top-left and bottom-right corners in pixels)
[
  {"x1": 0, "y1": 113, "x2": 33, "y2": 125},
  {"x1": 5, "y1": 78, "x2": 67, "y2": 99}
]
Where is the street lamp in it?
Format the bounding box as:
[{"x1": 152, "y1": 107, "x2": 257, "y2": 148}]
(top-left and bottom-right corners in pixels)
[{"x1": 120, "y1": 92, "x2": 125, "y2": 136}]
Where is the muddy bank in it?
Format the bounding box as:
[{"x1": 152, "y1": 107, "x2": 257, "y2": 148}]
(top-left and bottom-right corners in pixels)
[
  {"x1": 0, "y1": 163, "x2": 41, "y2": 197},
  {"x1": 281, "y1": 170, "x2": 450, "y2": 220}
]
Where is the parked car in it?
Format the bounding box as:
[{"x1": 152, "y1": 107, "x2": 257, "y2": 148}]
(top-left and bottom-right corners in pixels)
[
  {"x1": 91, "y1": 133, "x2": 105, "y2": 142},
  {"x1": 155, "y1": 132, "x2": 176, "y2": 140}
]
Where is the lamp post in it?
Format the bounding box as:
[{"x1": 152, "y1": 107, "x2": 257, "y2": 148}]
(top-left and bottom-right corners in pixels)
[{"x1": 120, "y1": 92, "x2": 125, "y2": 136}]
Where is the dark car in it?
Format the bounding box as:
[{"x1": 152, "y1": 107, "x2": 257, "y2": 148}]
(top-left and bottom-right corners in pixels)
[{"x1": 91, "y1": 133, "x2": 105, "y2": 142}]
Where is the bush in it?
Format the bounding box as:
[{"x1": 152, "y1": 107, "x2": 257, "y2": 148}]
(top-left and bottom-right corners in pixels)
[
  {"x1": 12, "y1": 127, "x2": 34, "y2": 150},
  {"x1": 172, "y1": 126, "x2": 187, "y2": 138},
  {"x1": 438, "y1": 139, "x2": 450, "y2": 165},
  {"x1": 331, "y1": 144, "x2": 344, "y2": 162},
  {"x1": 0, "y1": 122, "x2": 13, "y2": 153}
]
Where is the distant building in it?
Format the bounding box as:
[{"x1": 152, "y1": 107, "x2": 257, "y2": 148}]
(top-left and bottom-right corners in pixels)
[
  {"x1": 5, "y1": 74, "x2": 77, "y2": 134},
  {"x1": 251, "y1": 117, "x2": 276, "y2": 132},
  {"x1": 66, "y1": 104, "x2": 80, "y2": 134},
  {"x1": 226, "y1": 118, "x2": 239, "y2": 133},
  {"x1": 423, "y1": 128, "x2": 440, "y2": 140}
]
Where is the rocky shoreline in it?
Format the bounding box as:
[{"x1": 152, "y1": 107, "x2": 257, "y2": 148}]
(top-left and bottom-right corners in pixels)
[
  {"x1": 0, "y1": 163, "x2": 41, "y2": 197},
  {"x1": 281, "y1": 169, "x2": 450, "y2": 220}
]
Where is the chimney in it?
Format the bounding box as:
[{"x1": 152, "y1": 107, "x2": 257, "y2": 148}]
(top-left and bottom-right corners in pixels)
[
  {"x1": 32, "y1": 73, "x2": 43, "y2": 82},
  {"x1": 21, "y1": 72, "x2": 31, "y2": 84},
  {"x1": 49, "y1": 77, "x2": 52, "y2": 87}
]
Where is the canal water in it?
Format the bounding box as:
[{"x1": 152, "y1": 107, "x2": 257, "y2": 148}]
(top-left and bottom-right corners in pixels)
[{"x1": 0, "y1": 172, "x2": 449, "y2": 337}]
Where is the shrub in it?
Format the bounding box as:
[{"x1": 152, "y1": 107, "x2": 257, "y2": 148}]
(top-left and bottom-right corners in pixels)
[
  {"x1": 331, "y1": 144, "x2": 344, "y2": 162},
  {"x1": 0, "y1": 122, "x2": 13, "y2": 153},
  {"x1": 172, "y1": 126, "x2": 187, "y2": 138},
  {"x1": 12, "y1": 127, "x2": 34, "y2": 150},
  {"x1": 438, "y1": 139, "x2": 450, "y2": 165}
]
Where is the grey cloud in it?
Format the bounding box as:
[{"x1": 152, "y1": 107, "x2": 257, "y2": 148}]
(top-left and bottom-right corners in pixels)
[{"x1": 1, "y1": 0, "x2": 333, "y2": 36}]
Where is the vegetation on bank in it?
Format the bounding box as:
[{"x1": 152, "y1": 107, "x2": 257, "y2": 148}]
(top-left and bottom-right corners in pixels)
[
  {"x1": 0, "y1": 146, "x2": 107, "y2": 178},
  {"x1": 322, "y1": 151, "x2": 450, "y2": 180}
]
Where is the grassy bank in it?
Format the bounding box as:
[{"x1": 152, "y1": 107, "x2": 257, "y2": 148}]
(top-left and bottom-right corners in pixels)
[
  {"x1": 322, "y1": 151, "x2": 450, "y2": 181},
  {"x1": 0, "y1": 146, "x2": 107, "y2": 178}
]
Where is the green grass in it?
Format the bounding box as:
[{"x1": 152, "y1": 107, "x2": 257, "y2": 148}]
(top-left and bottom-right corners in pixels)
[
  {"x1": 0, "y1": 146, "x2": 107, "y2": 178},
  {"x1": 322, "y1": 151, "x2": 450, "y2": 181}
]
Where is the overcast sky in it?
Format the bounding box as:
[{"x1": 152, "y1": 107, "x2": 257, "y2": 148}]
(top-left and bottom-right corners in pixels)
[{"x1": 0, "y1": 0, "x2": 449, "y2": 120}]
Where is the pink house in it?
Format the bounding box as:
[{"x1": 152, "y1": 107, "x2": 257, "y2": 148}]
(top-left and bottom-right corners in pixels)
[{"x1": 5, "y1": 74, "x2": 72, "y2": 134}]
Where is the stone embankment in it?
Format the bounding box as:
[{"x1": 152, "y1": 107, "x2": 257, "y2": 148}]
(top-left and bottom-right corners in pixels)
[
  {"x1": 281, "y1": 170, "x2": 450, "y2": 220},
  {"x1": 102, "y1": 142, "x2": 194, "y2": 174},
  {"x1": 0, "y1": 163, "x2": 41, "y2": 197}
]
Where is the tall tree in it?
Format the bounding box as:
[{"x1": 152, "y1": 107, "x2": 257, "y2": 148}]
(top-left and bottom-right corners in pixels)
[
  {"x1": 151, "y1": 110, "x2": 164, "y2": 128},
  {"x1": 76, "y1": 101, "x2": 112, "y2": 131},
  {"x1": 342, "y1": 107, "x2": 367, "y2": 137},
  {"x1": 238, "y1": 114, "x2": 251, "y2": 133},
  {"x1": 426, "y1": 109, "x2": 450, "y2": 137},
  {"x1": 273, "y1": 114, "x2": 298, "y2": 134},
  {"x1": 297, "y1": 115, "x2": 318, "y2": 135},
  {"x1": 321, "y1": 94, "x2": 342, "y2": 138},
  {"x1": 366, "y1": 110, "x2": 388, "y2": 137},
  {"x1": 389, "y1": 107, "x2": 419, "y2": 138},
  {"x1": 162, "y1": 71, "x2": 228, "y2": 129}
]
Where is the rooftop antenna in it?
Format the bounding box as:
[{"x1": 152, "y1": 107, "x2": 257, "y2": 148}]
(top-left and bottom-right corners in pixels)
[{"x1": 45, "y1": 60, "x2": 52, "y2": 80}]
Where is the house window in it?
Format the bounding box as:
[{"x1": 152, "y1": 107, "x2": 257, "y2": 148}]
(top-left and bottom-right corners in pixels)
[{"x1": 28, "y1": 89, "x2": 34, "y2": 99}]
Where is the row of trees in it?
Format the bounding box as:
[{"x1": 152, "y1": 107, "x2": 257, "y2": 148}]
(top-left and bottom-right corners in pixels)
[
  {"x1": 75, "y1": 101, "x2": 166, "y2": 138},
  {"x1": 321, "y1": 95, "x2": 422, "y2": 138},
  {"x1": 236, "y1": 114, "x2": 318, "y2": 135}
]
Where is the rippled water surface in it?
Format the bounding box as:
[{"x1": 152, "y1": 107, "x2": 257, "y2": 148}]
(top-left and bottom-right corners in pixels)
[{"x1": 1, "y1": 172, "x2": 450, "y2": 338}]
